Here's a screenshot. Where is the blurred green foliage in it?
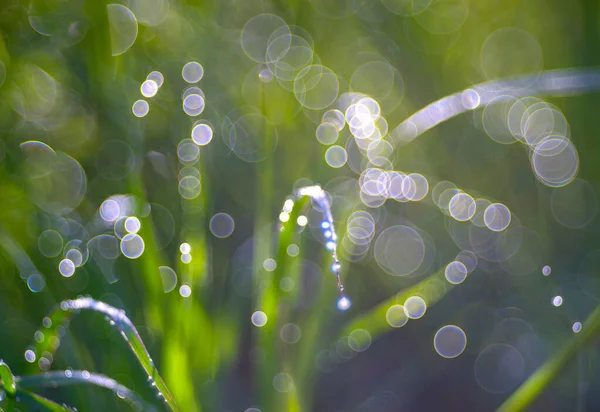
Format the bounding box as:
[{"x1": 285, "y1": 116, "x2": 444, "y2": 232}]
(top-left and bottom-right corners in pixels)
[{"x1": 1, "y1": 0, "x2": 600, "y2": 411}]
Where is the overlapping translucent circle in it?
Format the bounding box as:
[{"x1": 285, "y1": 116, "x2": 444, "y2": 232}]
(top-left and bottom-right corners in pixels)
[
  {"x1": 209, "y1": 213, "x2": 235, "y2": 238},
  {"x1": 182, "y1": 62, "x2": 204, "y2": 83},
  {"x1": 182, "y1": 93, "x2": 205, "y2": 116},
  {"x1": 531, "y1": 135, "x2": 579, "y2": 187},
  {"x1": 241, "y1": 14, "x2": 291, "y2": 64},
  {"x1": 404, "y1": 296, "x2": 427, "y2": 319},
  {"x1": 325, "y1": 145, "x2": 347, "y2": 168},
  {"x1": 386, "y1": 305, "x2": 408, "y2": 328},
  {"x1": 380, "y1": 0, "x2": 432, "y2": 17},
  {"x1": 191, "y1": 123, "x2": 213, "y2": 146},
  {"x1": 449, "y1": 192, "x2": 476, "y2": 221},
  {"x1": 414, "y1": 0, "x2": 469, "y2": 35},
  {"x1": 226, "y1": 113, "x2": 278, "y2": 163},
  {"x1": 445, "y1": 261, "x2": 468, "y2": 284},
  {"x1": 177, "y1": 139, "x2": 200, "y2": 165},
  {"x1": 475, "y1": 344, "x2": 524, "y2": 393},
  {"x1": 482, "y1": 96, "x2": 520, "y2": 144},
  {"x1": 120, "y1": 233, "x2": 145, "y2": 259},
  {"x1": 178, "y1": 175, "x2": 201, "y2": 199},
  {"x1": 38, "y1": 230, "x2": 63, "y2": 257},
  {"x1": 481, "y1": 27, "x2": 543, "y2": 81},
  {"x1": 107, "y1": 4, "x2": 138, "y2": 56},
  {"x1": 316, "y1": 122, "x2": 339, "y2": 145},
  {"x1": 433, "y1": 325, "x2": 467, "y2": 358},
  {"x1": 140, "y1": 80, "x2": 158, "y2": 98},
  {"x1": 375, "y1": 225, "x2": 427, "y2": 277},
  {"x1": 293, "y1": 65, "x2": 339, "y2": 110},
  {"x1": 550, "y1": 179, "x2": 597, "y2": 228},
  {"x1": 484, "y1": 203, "x2": 511, "y2": 232}
]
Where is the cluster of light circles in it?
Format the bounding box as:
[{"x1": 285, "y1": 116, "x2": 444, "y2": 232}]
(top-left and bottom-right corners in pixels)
[
  {"x1": 99, "y1": 197, "x2": 145, "y2": 260},
  {"x1": 358, "y1": 168, "x2": 429, "y2": 208},
  {"x1": 431, "y1": 181, "x2": 533, "y2": 274},
  {"x1": 133, "y1": 70, "x2": 163, "y2": 117},
  {"x1": 340, "y1": 211, "x2": 377, "y2": 262},
  {"x1": 241, "y1": 14, "x2": 339, "y2": 110},
  {"x1": 179, "y1": 242, "x2": 192, "y2": 264},
  {"x1": 176, "y1": 61, "x2": 215, "y2": 199},
  {"x1": 481, "y1": 95, "x2": 579, "y2": 188},
  {"x1": 538, "y1": 265, "x2": 583, "y2": 333}
]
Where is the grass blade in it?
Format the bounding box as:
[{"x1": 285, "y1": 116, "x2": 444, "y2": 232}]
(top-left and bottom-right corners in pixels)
[
  {"x1": 498, "y1": 302, "x2": 600, "y2": 411},
  {"x1": 40, "y1": 297, "x2": 178, "y2": 411},
  {"x1": 0, "y1": 360, "x2": 16, "y2": 411},
  {"x1": 15, "y1": 388, "x2": 73, "y2": 411},
  {"x1": 16, "y1": 371, "x2": 149, "y2": 411}
]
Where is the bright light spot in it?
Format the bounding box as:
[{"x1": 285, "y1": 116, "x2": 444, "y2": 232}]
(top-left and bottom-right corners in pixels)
[
  {"x1": 100, "y1": 199, "x2": 120, "y2": 222},
  {"x1": 132, "y1": 99, "x2": 149, "y2": 117},
  {"x1": 191, "y1": 123, "x2": 213, "y2": 146},
  {"x1": 386, "y1": 305, "x2": 408, "y2": 328},
  {"x1": 404, "y1": 296, "x2": 427, "y2": 319},
  {"x1": 445, "y1": 261, "x2": 468, "y2": 285},
  {"x1": 179, "y1": 284, "x2": 192, "y2": 297},
  {"x1": 181, "y1": 253, "x2": 192, "y2": 264},
  {"x1": 337, "y1": 297, "x2": 351, "y2": 311},
  {"x1": 251, "y1": 311, "x2": 267, "y2": 327},
  {"x1": 146, "y1": 71, "x2": 164, "y2": 88},
  {"x1": 434, "y1": 325, "x2": 467, "y2": 358},
  {"x1": 297, "y1": 215, "x2": 308, "y2": 226},
  {"x1": 259, "y1": 69, "x2": 273, "y2": 83},
  {"x1": 552, "y1": 296, "x2": 563, "y2": 307},
  {"x1": 182, "y1": 61, "x2": 204, "y2": 83},
  {"x1": 140, "y1": 79, "x2": 158, "y2": 98},
  {"x1": 182, "y1": 94, "x2": 205, "y2": 116},
  {"x1": 263, "y1": 258, "x2": 276, "y2": 271},
  {"x1": 124, "y1": 216, "x2": 141, "y2": 234},
  {"x1": 65, "y1": 248, "x2": 83, "y2": 267},
  {"x1": 58, "y1": 259, "x2": 75, "y2": 278},
  {"x1": 180, "y1": 243, "x2": 191, "y2": 254},
  {"x1": 573, "y1": 322, "x2": 582, "y2": 333},
  {"x1": 120, "y1": 234, "x2": 145, "y2": 259},
  {"x1": 484, "y1": 203, "x2": 511, "y2": 232},
  {"x1": 25, "y1": 349, "x2": 36, "y2": 363},
  {"x1": 542, "y1": 265, "x2": 551, "y2": 276},
  {"x1": 279, "y1": 212, "x2": 290, "y2": 222},
  {"x1": 283, "y1": 199, "x2": 294, "y2": 213}
]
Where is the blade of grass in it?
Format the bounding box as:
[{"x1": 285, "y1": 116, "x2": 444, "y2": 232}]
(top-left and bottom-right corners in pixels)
[
  {"x1": 42, "y1": 297, "x2": 178, "y2": 411},
  {"x1": 341, "y1": 265, "x2": 451, "y2": 339},
  {"x1": 15, "y1": 388, "x2": 73, "y2": 411},
  {"x1": 498, "y1": 302, "x2": 600, "y2": 412},
  {"x1": 0, "y1": 360, "x2": 16, "y2": 411},
  {"x1": 16, "y1": 371, "x2": 148, "y2": 411},
  {"x1": 390, "y1": 68, "x2": 600, "y2": 145}
]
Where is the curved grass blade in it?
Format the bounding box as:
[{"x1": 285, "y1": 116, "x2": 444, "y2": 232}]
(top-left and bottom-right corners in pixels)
[
  {"x1": 294, "y1": 185, "x2": 349, "y2": 309},
  {"x1": 389, "y1": 68, "x2": 600, "y2": 145},
  {"x1": 35, "y1": 297, "x2": 178, "y2": 411},
  {"x1": 16, "y1": 371, "x2": 151, "y2": 411},
  {"x1": 498, "y1": 302, "x2": 600, "y2": 411},
  {"x1": 0, "y1": 360, "x2": 16, "y2": 411},
  {"x1": 15, "y1": 388, "x2": 73, "y2": 411}
]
